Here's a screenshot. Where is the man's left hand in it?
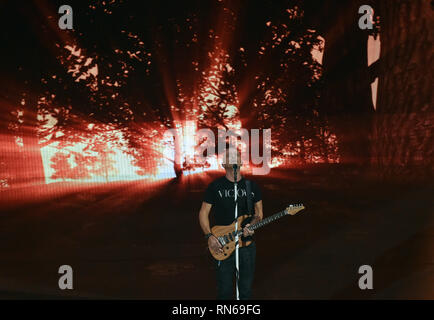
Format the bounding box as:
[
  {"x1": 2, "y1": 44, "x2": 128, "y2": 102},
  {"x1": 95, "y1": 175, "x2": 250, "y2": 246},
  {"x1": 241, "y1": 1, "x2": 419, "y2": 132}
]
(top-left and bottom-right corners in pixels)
[{"x1": 243, "y1": 224, "x2": 254, "y2": 237}]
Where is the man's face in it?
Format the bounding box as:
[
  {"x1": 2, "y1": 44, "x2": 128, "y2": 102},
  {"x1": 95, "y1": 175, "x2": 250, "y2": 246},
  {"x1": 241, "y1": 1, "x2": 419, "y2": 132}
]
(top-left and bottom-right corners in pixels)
[{"x1": 222, "y1": 150, "x2": 242, "y2": 174}]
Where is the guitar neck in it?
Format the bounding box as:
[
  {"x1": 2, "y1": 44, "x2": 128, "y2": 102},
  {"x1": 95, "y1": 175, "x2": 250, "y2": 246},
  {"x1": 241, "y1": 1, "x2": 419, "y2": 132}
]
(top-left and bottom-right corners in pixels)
[
  {"x1": 250, "y1": 210, "x2": 286, "y2": 231},
  {"x1": 235, "y1": 210, "x2": 286, "y2": 237}
]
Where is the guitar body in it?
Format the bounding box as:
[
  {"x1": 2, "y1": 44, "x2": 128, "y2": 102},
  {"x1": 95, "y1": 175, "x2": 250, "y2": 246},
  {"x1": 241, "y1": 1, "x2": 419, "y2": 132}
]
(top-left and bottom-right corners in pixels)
[{"x1": 210, "y1": 215, "x2": 253, "y2": 261}]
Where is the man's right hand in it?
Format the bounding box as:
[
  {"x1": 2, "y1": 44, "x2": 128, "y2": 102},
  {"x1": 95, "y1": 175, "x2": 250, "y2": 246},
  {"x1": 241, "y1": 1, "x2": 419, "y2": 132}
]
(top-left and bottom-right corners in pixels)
[{"x1": 208, "y1": 235, "x2": 223, "y2": 253}]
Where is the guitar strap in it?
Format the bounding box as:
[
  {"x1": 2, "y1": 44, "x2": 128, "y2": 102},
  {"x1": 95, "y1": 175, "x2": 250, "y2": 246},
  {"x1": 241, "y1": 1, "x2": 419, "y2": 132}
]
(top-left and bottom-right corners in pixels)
[
  {"x1": 245, "y1": 179, "x2": 253, "y2": 216},
  {"x1": 242, "y1": 179, "x2": 254, "y2": 247}
]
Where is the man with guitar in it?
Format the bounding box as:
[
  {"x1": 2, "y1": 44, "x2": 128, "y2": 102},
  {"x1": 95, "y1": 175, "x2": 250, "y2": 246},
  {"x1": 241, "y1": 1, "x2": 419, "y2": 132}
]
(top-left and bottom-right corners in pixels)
[{"x1": 199, "y1": 149, "x2": 263, "y2": 300}]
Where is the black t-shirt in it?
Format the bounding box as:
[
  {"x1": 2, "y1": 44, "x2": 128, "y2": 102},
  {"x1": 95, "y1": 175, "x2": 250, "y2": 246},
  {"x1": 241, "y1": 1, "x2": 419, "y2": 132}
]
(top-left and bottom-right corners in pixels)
[{"x1": 203, "y1": 176, "x2": 262, "y2": 227}]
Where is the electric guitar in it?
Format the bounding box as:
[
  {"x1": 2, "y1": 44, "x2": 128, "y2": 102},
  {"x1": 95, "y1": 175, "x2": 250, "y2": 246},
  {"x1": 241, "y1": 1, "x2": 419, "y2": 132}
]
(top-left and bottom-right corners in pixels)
[{"x1": 209, "y1": 204, "x2": 305, "y2": 260}]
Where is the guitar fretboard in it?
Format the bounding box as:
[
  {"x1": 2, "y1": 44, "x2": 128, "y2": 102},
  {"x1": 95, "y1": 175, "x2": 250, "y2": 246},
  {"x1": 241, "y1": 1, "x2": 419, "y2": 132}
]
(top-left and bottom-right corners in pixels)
[
  {"x1": 233, "y1": 210, "x2": 286, "y2": 237},
  {"x1": 250, "y1": 210, "x2": 286, "y2": 231}
]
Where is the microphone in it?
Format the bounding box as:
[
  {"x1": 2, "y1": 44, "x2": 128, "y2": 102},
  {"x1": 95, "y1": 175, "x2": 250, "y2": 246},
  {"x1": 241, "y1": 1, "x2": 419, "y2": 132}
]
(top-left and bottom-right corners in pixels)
[{"x1": 233, "y1": 164, "x2": 238, "y2": 183}]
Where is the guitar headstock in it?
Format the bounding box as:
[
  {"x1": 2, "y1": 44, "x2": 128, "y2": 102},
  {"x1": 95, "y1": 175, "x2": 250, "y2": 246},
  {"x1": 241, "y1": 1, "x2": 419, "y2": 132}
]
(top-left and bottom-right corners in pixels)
[{"x1": 284, "y1": 204, "x2": 305, "y2": 216}]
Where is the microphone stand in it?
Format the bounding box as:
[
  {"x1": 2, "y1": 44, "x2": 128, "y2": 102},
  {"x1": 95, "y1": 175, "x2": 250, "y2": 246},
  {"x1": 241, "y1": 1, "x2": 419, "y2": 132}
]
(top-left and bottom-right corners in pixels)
[{"x1": 233, "y1": 164, "x2": 240, "y2": 300}]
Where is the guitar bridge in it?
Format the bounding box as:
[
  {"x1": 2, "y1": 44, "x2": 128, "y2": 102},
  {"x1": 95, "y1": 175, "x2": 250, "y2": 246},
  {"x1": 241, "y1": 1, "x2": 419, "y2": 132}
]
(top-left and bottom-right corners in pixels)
[{"x1": 218, "y1": 236, "x2": 226, "y2": 246}]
